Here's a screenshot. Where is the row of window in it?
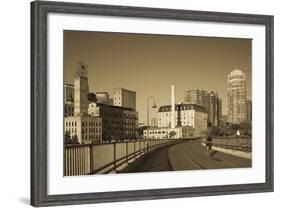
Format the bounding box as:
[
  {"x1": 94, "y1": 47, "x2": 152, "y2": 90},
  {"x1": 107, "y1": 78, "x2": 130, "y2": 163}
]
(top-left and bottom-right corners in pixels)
[
  {"x1": 159, "y1": 112, "x2": 194, "y2": 117},
  {"x1": 82, "y1": 128, "x2": 101, "y2": 133},
  {"x1": 103, "y1": 127, "x2": 137, "y2": 131},
  {"x1": 82, "y1": 135, "x2": 101, "y2": 140},
  {"x1": 158, "y1": 116, "x2": 194, "y2": 120},
  {"x1": 82, "y1": 121, "x2": 101, "y2": 127},
  {"x1": 65, "y1": 128, "x2": 76, "y2": 133},
  {"x1": 145, "y1": 131, "x2": 167, "y2": 135},
  {"x1": 161, "y1": 106, "x2": 196, "y2": 111},
  {"x1": 65, "y1": 121, "x2": 77, "y2": 127},
  {"x1": 66, "y1": 121, "x2": 101, "y2": 127},
  {"x1": 101, "y1": 112, "x2": 137, "y2": 118}
]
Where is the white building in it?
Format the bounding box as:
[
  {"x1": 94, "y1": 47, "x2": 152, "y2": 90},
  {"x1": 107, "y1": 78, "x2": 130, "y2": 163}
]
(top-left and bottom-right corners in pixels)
[
  {"x1": 143, "y1": 126, "x2": 194, "y2": 139},
  {"x1": 65, "y1": 116, "x2": 102, "y2": 144},
  {"x1": 143, "y1": 85, "x2": 207, "y2": 139},
  {"x1": 150, "y1": 117, "x2": 158, "y2": 127},
  {"x1": 227, "y1": 69, "x2": 247, "y2": 123},
  {"x1": 157, "y1": 103, "x2": 207, "y2": 137}
]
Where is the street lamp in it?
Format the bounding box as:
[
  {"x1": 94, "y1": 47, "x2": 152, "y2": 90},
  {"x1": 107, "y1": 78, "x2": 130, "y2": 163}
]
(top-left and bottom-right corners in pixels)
[{"x1": 147, "y1": 96, "x2": 157, "y2": 127}]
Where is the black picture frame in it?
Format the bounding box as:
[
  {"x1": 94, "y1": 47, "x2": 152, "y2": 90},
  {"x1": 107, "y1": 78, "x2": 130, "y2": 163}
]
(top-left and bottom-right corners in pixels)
[{"x1": 31, "y1": 0, "x2": 274, "y2": 207}]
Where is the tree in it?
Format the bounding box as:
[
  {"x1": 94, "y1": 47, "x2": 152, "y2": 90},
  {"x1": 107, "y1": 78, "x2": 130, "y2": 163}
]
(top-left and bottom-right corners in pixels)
[
  {"x1": 64, "y1": 132, "x2": 80, "y2": 145},
  {"x1": 169, "y1": 131, "x2": 176, "y2": 138},
  {"x1": 239, "y1": 121, "x2": 252, "y2": 136},
  {"x1": 88, "y1": 92, "x2": 97, "y2": 102},
  {"x1": 137, "y1": 126, "x2": 148, "y2": 137},
  {"x1": 72, "y1": 134, "x2": 79, "y2": 144},
  {"x1": 210, "y1": 126, "x2": 225, "y2": 137},
  {"x1": 64, "y1": 131, "x2": 71, "y2": 145}
]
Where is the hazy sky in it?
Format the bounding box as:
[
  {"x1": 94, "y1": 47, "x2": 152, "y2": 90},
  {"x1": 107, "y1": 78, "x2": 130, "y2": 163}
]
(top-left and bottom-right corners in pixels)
[{"x1": 64, "y1": 31, "x2": 252, "y2": 124}]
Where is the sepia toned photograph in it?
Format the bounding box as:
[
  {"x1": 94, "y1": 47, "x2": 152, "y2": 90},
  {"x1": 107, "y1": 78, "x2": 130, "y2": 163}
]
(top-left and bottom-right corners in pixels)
[{"x1": 63, "y1": 31, "x2": 252, "y2": 176}]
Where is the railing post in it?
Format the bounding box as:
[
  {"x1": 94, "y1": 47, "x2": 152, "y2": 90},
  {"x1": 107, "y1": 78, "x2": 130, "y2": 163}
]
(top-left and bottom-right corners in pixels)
[
  {"x1": 90, "y1": 144, "x2": 94, "y2": 174},
  {"x1": 126, "y1": 141, "x2": 128, "y2": 161},
  {"x1": 134, "y1": 141, "x2": 136, "y2": 158},
  {"x1": 63, "y1": 146, "x2": 66, "y2": 176},
  {"x1": 113, "y1": 142, "x2": 116, "y2": 170}
]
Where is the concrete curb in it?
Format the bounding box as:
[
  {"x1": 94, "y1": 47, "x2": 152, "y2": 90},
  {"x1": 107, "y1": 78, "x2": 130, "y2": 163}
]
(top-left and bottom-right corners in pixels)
[{"x1": 201, "y1": 143, "x2": 252, "y2": 160}]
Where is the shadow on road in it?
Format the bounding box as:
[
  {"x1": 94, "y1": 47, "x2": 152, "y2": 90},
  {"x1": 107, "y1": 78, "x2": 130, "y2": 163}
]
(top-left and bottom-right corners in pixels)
[{"x1": 120, "y1": 144, "x2": 174, "y2": 173}]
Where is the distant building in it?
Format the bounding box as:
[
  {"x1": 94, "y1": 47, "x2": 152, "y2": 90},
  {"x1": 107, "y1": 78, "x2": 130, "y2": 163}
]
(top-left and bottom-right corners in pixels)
[
  {"x1": 221, "y1": 115, "x2": 228, "y2": 122},
  {"x1": 246, "y1": 100, "x2": 252, "y2": 122},
  {"x1": 219, "y1": 99, "x2": 223, "y2": 124},
  {"x1": 88, "y1": 103, "x2": 138, "y2": 142},
  {"x1": 150, "y1": 117, "x2": 158, "y2": 127},
  {"x1": 184, "y1": 89, "x2": 222, "y2": 126},
  {"x1": 64, "y1": 101, "x2": 74, "y2": 117},
  {"x1": 157, "y1": 103, "x2": 207, "y2": 137},
  {"x1": 113, "y1": 88, "x2": 136, "y2": 110},
  {"x1": 64, "y1": 116, "x2": 102, "y2": 144},
  {"x1": 144, "y1": 126, "x2": 194, "y2": 139},
  {"x1": 64, "y1": 62, "x2": 102, "y2": 144},
  {"x1": 209, "y1": 91, "x2": 222, "y2": 126},
  {"x1": 96, "y1": 92, "x2": 110, "y2": 104},
  {"x1": 64, "y1": 84, "x2": 75, "y2": 117},
  {"x1": 184, "y1": 89, "x2": 209, "y2": 107},
  {"x1": 74, "y1": 62, "x2": 89, "y2": 116},
  {"x1": 227, "y1": 69, "x2": 247, "y2": 123},
  {"x1": 64, "y1": 84, "x2": 74, "y2": 102},
  {"x1": 143, "y1": 85, "x2": 207, "y2": 139}
]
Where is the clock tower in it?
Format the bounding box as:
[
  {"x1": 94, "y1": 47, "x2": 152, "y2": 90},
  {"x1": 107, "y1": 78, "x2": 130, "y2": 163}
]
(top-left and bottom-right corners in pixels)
[{"x1": 74, "y1": 62, "x2": 89, "y2": 116}]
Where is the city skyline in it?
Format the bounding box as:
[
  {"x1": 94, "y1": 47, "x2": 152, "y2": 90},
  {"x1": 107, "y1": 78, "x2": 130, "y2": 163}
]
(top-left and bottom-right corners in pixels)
[{"x1": 64, "y1": 31, "x2": 252, "y2": 124}]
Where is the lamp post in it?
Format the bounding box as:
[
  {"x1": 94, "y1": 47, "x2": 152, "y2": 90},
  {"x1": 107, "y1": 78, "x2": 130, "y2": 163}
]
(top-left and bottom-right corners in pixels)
[{"x1": 147, "y1": 96, "x2": 157, "y2": 127}]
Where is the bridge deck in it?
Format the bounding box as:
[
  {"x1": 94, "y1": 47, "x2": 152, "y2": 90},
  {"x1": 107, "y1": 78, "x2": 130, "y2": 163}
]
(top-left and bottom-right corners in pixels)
[
  {"x1": 169, "y1": 141, "x2": 251, "y2": 171},
  {"x1": 121, "y1": 141, "x2": 251, "y2": 173},
  {"x1": 121, "y1": 144, "x2": 173, "y2": 173}
]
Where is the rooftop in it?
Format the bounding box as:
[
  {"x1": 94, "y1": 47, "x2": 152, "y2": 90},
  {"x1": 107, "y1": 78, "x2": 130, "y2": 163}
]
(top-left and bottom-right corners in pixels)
[
  {"x1": 89, "y1": 102, "x2": 136, "y2": 111},
  {"x1": 230, "y1": 69, "x2": 245, "y2": 76}
]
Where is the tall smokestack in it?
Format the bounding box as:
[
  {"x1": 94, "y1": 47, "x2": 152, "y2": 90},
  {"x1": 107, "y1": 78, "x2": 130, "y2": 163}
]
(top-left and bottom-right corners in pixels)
[{"x1": 171, "y1": 85, "x2": 175, "y2": 128}]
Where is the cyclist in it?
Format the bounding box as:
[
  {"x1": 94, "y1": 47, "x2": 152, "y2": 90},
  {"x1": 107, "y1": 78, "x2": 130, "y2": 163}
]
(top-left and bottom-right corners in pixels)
[{"x1": 206, "y1": 135, "x2": 213, "y2": 156}]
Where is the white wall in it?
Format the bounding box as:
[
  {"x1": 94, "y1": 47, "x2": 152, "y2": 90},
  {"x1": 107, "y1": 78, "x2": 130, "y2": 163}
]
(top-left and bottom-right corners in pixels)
[{"x1": 0, "y1": 0, "x2": 279, "y2": 207}]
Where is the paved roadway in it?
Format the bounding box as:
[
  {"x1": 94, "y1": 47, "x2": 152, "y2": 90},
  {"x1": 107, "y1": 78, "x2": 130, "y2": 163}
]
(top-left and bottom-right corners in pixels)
[
  {"x1": 169, "y1": 141, "x2": 251, "y2": 170},
  {"x1": 121, "y1": 141, "x2": 251, "y2": 173},
  {"x1": 121, "y1": 144, "x2": 173, "y2": 173}
]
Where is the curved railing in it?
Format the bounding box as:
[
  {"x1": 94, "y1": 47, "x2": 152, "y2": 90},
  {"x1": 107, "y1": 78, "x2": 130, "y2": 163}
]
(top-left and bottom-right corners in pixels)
[
  {"x1": 202, "y1": 136, "x2": 252, "y2": 152},
  {"x1": 64, "y1": 139, "x2": 195, "y2": 176}
]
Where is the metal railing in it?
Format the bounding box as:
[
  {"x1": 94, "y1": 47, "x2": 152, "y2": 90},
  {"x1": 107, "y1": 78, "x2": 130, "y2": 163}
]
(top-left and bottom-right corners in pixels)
[
  {"x1": 64, "y1": 139, "x2": 191, "y2": 176},
  {"x1": 203, "y1": 137, "x2": 252, "y2": 152}
]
